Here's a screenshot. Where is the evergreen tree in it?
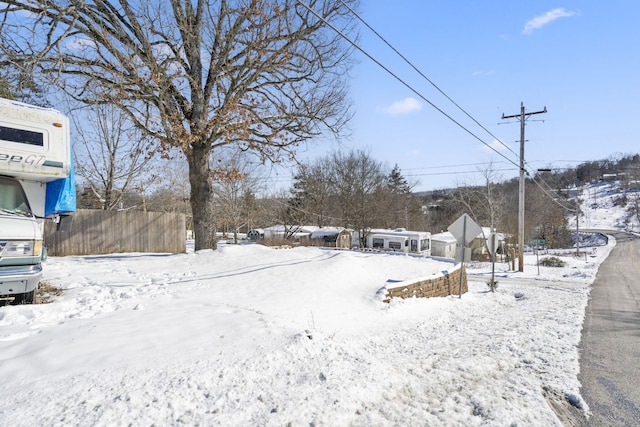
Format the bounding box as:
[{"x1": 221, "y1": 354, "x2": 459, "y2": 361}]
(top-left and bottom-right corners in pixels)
[{"x1": 388, "y1": 164, "x2": 411, "y2": 194}]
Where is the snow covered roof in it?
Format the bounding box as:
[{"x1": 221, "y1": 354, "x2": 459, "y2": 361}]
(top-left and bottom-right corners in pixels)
[
  {"x1": 479, "y1": 227, "x2": 505, "y2": 240},
  {"x1": 431, "y1": 231, "x2": 458, "y2": 244},
  {"x1": 310, "y1": 227, "x2": 348, "y2": 238},
  {"x1": 368, "y1": 228, "x2": 430, "y2": 238},
  {"x1": 263, "y1": 224, "x2": 320, "y2": 234}
]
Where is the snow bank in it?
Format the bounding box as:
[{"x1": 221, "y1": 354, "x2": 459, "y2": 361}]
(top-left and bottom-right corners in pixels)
[{"x1": 0, "y1": 181, "x2": 625, "y2": 426}]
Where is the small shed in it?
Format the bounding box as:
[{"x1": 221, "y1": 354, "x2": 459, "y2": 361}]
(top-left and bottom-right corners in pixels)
[
  {"x1": 310, "y1": 227, "x2": 353, "y2": 249},
  {"x1": 430, "y1": 231, "x2": 458, "y2": 259}
]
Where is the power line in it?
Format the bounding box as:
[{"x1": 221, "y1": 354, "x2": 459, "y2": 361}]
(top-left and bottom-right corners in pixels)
[
  {"x1": 531, "y1": 176, "x2": 577, "y2": 212},
  {"x1": 270, "y1": 197, "x2": 351, "y2": 223},
  {"x1": 294, "y1": 0, "x2": 521, "y2": 171},
  {"x1": 402, "y1": 160, "x2": 515, "y2": 171},
  {"x1": 340, "y1": 3, "x2": 580, "y2": 216},
  {"x1": 405, "y1": 167, "x2": 518, "y2": 178},
  {"x1": 338, "y1": 0, "x2": 520, "y2": 161},
  {"x1": 296, "y1": 2, "x2": 577, "y2": 219}
]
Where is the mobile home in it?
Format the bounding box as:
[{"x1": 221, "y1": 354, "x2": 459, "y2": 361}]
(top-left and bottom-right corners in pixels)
[{"x1": 366, "y1": 228, "x2": 431, "y2": 255}]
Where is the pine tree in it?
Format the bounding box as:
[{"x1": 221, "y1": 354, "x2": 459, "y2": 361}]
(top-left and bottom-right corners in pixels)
[{"x1": 388, "y1": 164, "x2": 411, "y2": 194}]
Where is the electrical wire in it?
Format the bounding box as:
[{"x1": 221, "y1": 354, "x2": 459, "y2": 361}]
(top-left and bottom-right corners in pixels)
[
  {"x1": 339, "y1": 1, "x2": 583, "y2": 213},
  {"x1": 297, "y1": 1, "x2": 582, "y2": 214},
  {"x1": 342, "y1": 6, "x2": 576, "y2": 210},
  {"x1": 530, "y1": 175, "x2": 578, "y2": 212},
  {"x1": 294, "y1": 0, "x2": 522, "y2": 171},
  {"x1": 402, "y1": 160, "x2": 515, "y2": 172},
  {"x1": 337, "y1": 0, "x2": 520, "y2": 161},
  {"x1": 405, "y1": 167, "x2": 518, "y2": 178}
]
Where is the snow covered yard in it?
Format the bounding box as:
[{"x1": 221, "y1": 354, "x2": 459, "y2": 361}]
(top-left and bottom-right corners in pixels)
[{"x1": 0, "y1": 235, "x2": 614, "y2": 426}]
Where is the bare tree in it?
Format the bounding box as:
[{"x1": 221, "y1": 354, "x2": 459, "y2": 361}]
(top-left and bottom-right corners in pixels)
[
  {"x1": 0, "y1": 56, "x2": 47, "y2": 104},
  {"x1": 453, "y1": 163, "x2": 506, "y2": 232},
  {"x1": 73, "y1": 103, "x2": 156, "y2": 210},
  {"x1": 524, "y1": 181, "x2": 572, "y2": 248},
  {"x1": 328, "y1": 149, "x2": 387, "y2": 247},
  {"x1": 0, "y1": 0, "x2": 356, "y2": 250},
  {"x1": 423, "y1": 189, "x2": 463, "y2": 234},
  {"x1": 285, "y1": 151, "x2": 423, "y2": 243},
  {"x1": 140, "y1": 158, "x2": 192, "y2": 216},
  {"x1": 212, "y1": 151, "x2": 265, "y2": 243}
]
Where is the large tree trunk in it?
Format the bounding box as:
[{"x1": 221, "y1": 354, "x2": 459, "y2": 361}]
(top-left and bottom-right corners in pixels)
[
  {"x1": 0, "y1": 1, "x2": 356, "y2": 251},
  {"x1": 188, "y1": 145, "x2": 217, "y2": 250}
]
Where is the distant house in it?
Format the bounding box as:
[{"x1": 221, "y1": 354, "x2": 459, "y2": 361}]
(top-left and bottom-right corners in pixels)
[
  {"x1": 310, "y1": 227, "x2": 353, "y2": 249},
  {"x1": 560, "y1": 185, "x2": 581, "y2": 198},
  {"x1": 432, "y1": 228, "x2": 505, "y2": 260},
  {"x1": 469, "y1": 228, "x2": 505, "y2": 260}
]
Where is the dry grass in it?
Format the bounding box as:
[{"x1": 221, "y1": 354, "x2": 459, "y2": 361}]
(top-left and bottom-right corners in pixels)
[
  {"x1": 36, "y1": 281, "x2": 63, "y2": 304},
  {"x1": 0, "y1": 281, "x2": 62, "y2": 306}
]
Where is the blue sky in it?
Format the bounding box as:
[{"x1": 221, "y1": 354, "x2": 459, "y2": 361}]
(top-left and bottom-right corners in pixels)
[{"x1": 294, "y1": 1, "x2": 640, "y2": 192}]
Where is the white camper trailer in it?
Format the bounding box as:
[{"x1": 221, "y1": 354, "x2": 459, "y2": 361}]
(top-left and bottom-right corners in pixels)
[
  {"x1": 366, "y1": 228, "x2": 431, "y2": 255},
  {"x1": 0, "y1": 98, "x2": 75, "y2": 304}
]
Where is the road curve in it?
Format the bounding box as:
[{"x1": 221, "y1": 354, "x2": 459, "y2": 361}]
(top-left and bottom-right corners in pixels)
[{"x1": 578, "y1": 230, "x2": 640, "y2": 426}]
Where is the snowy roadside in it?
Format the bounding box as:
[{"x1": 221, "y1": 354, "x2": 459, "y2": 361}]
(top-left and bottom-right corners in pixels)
[{"x1": 0, "y1": 232, "x2": 615, "y2": 426}]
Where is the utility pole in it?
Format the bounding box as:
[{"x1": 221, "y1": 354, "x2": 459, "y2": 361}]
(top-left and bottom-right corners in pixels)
[{"x1": 502, "y1": 102, "x2": 547, "y2": 272}]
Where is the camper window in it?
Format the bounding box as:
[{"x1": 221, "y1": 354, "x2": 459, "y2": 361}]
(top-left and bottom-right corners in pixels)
[
  {"x1": 0, "y1": 125, "x2": 44, "y2": 146},
  {"x1": 372, "y1": 238, "x2": 384, "y2": 249},
  {"x1": 389, "y1": 241, "x2": 401, "y2": 251}
]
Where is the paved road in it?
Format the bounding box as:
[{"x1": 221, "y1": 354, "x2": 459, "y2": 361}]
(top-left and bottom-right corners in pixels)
[{"x1": 579, "y1": 231, "x2": 640, "y2": 426}]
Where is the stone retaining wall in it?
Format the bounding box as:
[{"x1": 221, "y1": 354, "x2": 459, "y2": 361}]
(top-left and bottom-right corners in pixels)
[{"x1": 384, "y1": 265, "x2": 467, "y2": 302}]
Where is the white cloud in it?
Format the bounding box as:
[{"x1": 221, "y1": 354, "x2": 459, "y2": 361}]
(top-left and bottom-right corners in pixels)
[
  {"x1": 381, "y1": 97, "x2": 422, "y2": 115},
  {"x1": 523, "y1": 8, "x2": 576, "y2": 35},
  {"x1": 472, "y1": 70, "x2": 495, "y2": 77},
  {"x1": 64, "y1": 36, "x2": 96, "y2": 51},
  {"x1": 482, "y1": 139, "x2": 512, "y2": 153}
]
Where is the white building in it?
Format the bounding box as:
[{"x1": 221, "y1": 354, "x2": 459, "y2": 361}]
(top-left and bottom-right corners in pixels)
[
  {"x1": 430, "y1": 231, "x2": 458, "y2": 259},
  {"x1": 366, "y1": 228, "x2": 431, "y2": 255}
]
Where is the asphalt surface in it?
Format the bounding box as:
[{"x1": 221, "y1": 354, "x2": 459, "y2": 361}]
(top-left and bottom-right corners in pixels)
[{"x1": 578, "y1": 231, "x2": 640, "y2": 426}]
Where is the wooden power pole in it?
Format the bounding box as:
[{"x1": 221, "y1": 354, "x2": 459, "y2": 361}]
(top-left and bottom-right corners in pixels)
[{"x1": 502, "y1": 102, "x2": 547, "y2": 272}]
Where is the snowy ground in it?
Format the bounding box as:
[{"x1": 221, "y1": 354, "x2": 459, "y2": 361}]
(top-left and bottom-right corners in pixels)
[
  {"x1": 577, "y1": 181, "x2": 640, "y2": 232},
  {"x1": 0, "y1": 183, "x2": 633, "y2": 426}
]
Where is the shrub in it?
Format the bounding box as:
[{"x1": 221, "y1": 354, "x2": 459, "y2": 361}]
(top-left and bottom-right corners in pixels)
[
  {"x1": 539, "y1": 256, "x2": 566, "y2": 267},
  {"x1": 613, "y1": 195, "x2": 628, "y2": 207},
  {"x1": 486, "y1": 279, "x2": 498, "y2": 290}
]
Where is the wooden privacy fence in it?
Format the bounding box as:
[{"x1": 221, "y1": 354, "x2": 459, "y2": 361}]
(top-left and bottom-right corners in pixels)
[{"x1": 44, "y1": 209, "x2": 186, "y2": 256}]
